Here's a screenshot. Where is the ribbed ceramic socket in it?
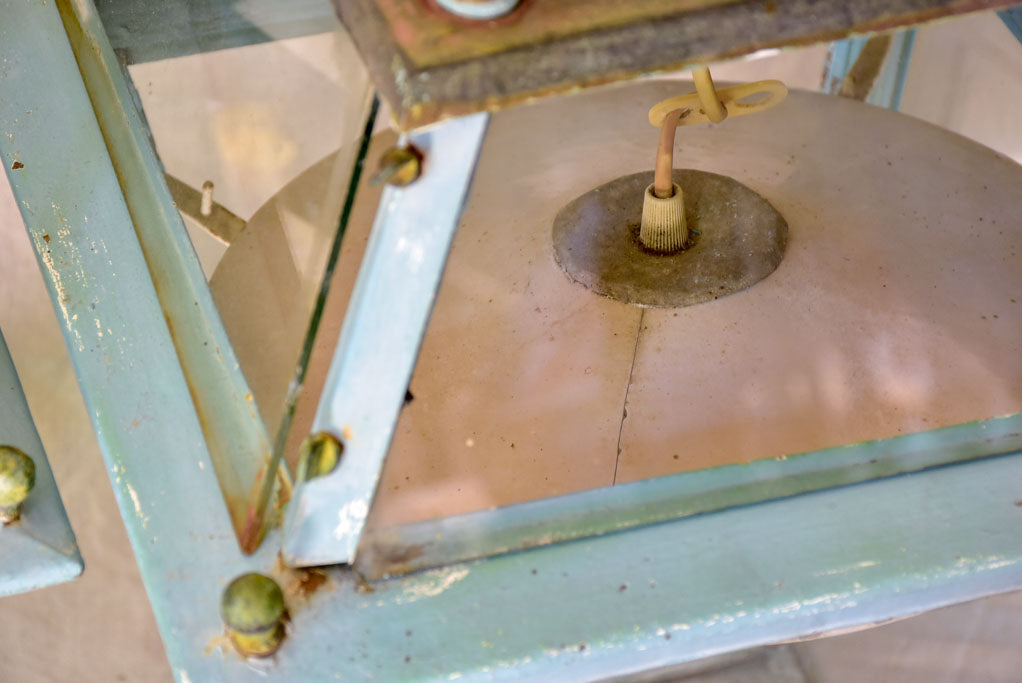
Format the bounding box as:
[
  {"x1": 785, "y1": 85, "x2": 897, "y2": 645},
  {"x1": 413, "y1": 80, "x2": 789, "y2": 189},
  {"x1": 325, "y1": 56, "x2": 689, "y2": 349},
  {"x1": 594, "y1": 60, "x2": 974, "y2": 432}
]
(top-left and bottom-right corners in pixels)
[{"x1": 639, "y1": 183, "x2": 687, "y2": 253}]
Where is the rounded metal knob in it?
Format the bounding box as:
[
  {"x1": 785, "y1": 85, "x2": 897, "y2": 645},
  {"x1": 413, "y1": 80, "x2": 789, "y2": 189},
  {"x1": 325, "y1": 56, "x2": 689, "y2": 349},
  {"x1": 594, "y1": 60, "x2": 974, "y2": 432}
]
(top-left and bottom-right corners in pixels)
[
  {"x1": 0, "y1": 446, "x2": 35, "y2": 524},
  {"x1": 221, "y1": 573, "x2": 287, "y2": 657}
]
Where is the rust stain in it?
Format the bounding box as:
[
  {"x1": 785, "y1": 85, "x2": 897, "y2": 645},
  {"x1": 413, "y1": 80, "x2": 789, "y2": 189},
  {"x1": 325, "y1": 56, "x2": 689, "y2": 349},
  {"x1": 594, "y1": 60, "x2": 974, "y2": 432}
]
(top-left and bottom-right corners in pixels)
[
  {"x1": 239, "y1": 458, "x2": 292, "y2": 554},
  {"x1": 11, "y1": 160, "x2": 24, "y2": 170},
  {"x1": 42, "y1": 233, "x2": 50, "y2": 243},
  {"x1": 271, "y1": 553, "x2": 335, "y2": 608},
  {"x1": 239, "y1": 502, "x2": 264, "y2": 555}
]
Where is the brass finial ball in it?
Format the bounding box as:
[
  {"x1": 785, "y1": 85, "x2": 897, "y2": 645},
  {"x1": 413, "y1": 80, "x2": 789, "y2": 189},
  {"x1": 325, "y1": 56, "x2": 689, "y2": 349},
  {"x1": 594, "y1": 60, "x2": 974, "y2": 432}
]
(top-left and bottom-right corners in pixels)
[
  {"x1": 0, "y1": 446, "x2": 35, "y2": 523},
  {"x1": 220, "y1": 573, "x2": 287, "y2": 657}
]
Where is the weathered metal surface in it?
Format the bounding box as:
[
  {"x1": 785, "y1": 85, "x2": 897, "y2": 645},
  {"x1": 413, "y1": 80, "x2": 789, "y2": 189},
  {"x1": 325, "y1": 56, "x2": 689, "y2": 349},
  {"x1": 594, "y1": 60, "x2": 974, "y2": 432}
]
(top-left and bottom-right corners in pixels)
[
  {"x1": 148, "y1": 445, "x2": 1022, "y2": 681},
  {"x1": 0, "y1": 0, "x2": 278, "y2": 660},
  {"x1": 95, "y1": 0, "x2": 340, "y2": 64},
  {"x1": 56, "y1": 0, "x2": 286, "y2": 551},
  {"x1": 356, "y1": 413, "x2": 1022, "y2": 579},
  {"x1": 552, "y1": 169, "x2": 787, "y2": 307},
  {"x1": 0, "y1": 331, "x2": 82, "y2": 597},
  {"x1": 11, "y1": 0, "x2": 1022, "y2": 677},
  {"x1": 337, "y1": 0, "x2": 1015, "y2": 129},
  {"x1": 282, "y1": 112, "x2": 491, "y2": 567}
]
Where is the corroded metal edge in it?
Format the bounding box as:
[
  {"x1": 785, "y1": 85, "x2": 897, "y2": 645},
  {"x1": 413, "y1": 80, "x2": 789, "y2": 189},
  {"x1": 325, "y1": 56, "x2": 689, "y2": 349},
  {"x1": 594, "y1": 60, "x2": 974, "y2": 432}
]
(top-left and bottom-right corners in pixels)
[{"x1": 337, "y1": 0, "x2": 1014, "y2": 129}]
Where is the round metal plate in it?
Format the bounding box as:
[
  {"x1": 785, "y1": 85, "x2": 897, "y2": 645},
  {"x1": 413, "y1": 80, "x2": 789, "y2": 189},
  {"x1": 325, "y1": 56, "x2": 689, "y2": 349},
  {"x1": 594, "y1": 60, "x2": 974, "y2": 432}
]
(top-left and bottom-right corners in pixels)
[{"x1": 552, "y1": 169, "x2": 787, "y2": 307}]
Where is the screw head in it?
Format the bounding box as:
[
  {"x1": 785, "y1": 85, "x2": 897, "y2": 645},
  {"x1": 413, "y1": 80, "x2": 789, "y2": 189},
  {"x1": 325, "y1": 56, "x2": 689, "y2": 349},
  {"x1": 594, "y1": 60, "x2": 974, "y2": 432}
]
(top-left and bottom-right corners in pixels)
[
  {"x1": 370, "y1": 146, "x2": 422, "y2": 188},
  {"x1": 0, "y1": 446, "x2": 35, "y2": 523},
  {"x1": 221, "y1": 573, "x2": 286, "y2": 657},
  {"x1": 296, "y1": 432, "x2": 343, "y2": 483}
]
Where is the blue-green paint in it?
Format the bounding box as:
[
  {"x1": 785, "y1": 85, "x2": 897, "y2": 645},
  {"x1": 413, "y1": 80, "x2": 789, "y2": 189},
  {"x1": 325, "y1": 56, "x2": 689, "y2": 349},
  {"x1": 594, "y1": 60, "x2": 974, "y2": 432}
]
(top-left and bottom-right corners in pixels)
[
  {"x1": 283, "y1": 112, "x2": 491, "y2": 568},
  {"x1": 8, "y1": 0, "x2": 1022, "y2": 679},
  {"x1": 0, "y1": 0, "x2": 274, "y2": 646},
  {"x1": 56, "y1": 0, "x2": 285, "y2": 547},
  {"x1": 0, "y1": 330, "x2": 82, "y2": 597}
]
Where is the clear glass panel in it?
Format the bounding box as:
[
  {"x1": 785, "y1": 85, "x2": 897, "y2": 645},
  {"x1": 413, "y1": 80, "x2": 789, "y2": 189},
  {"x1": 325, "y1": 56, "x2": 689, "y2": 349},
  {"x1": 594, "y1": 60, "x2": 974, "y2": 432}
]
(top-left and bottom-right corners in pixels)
[{"x1": 120, "y1": 24, "x2": 373, "y2": 454}]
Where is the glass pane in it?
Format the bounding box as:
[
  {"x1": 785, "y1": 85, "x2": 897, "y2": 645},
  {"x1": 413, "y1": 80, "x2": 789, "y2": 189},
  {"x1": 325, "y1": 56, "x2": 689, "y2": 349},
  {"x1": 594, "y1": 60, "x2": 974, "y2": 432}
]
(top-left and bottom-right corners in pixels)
[{"x1": 122, "y1": 26, "x2": 373, "y2": 454}]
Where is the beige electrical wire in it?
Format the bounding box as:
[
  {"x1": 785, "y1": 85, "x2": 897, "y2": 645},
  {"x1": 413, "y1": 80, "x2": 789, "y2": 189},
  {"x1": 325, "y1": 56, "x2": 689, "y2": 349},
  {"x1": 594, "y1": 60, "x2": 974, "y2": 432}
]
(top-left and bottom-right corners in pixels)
[
  {"x1": 692, "y1": 66, "x2": 728, "y2": 124},
  {"x1": 641, "y1": 70, "x2": 789, "y2": 252},
  {"x1": 654, "y1": 108, "x2": 687, "y2": 198},
  {"x1": 649, "y1": 76, "x2": 789, "y2": 199}
]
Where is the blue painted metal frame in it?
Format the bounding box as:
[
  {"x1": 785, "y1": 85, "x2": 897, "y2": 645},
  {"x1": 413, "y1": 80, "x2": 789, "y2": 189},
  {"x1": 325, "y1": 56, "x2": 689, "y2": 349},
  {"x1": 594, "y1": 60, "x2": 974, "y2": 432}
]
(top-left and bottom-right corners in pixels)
[
  {"x1": 7, "y1": 0, "x2": 1022, "y2": 679},
  {"x1": 1, "y1": 0, "x2": 273, "y2": 634},
  {"x1": 283, "y1": 113, "x2": 491, "y2": 567},
  {"x1": 0, "y1": 330, "x2": 83, "y2": 597},
  {"x1": 55, "y1": 0, "x2": 286, "y2": 550},
  {"x1": 1000, "y1": 7, "x2": 1022, "y2": 43},
  {"x1": 824, "y1": 29, "x2": 917, "y2": 110}
]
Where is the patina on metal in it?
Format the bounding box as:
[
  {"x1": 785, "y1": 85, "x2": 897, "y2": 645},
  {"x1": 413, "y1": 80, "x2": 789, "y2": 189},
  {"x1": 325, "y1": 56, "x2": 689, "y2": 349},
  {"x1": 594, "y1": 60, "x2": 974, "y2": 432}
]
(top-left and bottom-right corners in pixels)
[
  {"x1": 55, "y1": 0, "x2": 287, "y2": 554},
  {"x1": 221, "y1": 573, "x2": 288, "y2": 657},
  {"x1": 553, "y1": 170, "x2": 787, "y2": 308},
  {"x1": 336, "y1": 0, "x2": 1015, "y2": 129},
  {"x1": 0, "y1": 446, "x2": 35, "y2": 524}
]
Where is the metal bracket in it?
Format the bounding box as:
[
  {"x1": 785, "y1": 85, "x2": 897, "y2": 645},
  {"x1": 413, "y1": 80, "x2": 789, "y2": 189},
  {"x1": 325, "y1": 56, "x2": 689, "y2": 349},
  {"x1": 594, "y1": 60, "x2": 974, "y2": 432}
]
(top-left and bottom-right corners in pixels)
[{"x1": 282, "y1": 112, "x2": 491, "y2": 567}]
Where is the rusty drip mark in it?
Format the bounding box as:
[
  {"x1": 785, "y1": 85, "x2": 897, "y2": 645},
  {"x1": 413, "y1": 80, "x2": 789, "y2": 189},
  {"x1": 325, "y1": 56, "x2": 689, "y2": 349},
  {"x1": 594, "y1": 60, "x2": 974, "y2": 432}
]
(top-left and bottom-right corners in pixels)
[{"x1": 271, "y1": 553, "x2": 335, "y2": 606}]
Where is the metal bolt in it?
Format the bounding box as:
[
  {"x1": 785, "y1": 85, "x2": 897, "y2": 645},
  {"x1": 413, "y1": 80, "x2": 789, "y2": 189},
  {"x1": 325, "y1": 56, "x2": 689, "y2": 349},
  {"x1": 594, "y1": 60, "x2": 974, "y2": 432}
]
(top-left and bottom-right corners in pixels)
[
  {"x1": 370, "y1": 146, "x2": 422, "y2": 188},
  {"x1": 436, "y1": 0, "x2": 521, "y2": 20},
  {"x1": 200, "y1": 180, "x2": 214, "y2": 217},
  {"x1": 221, "y1": 573, "x2": 287, "y2": 657},
  {"x1": 296, "y1": 432, "x2": 343, "y2": 483},
  {"x1": 0, "y1": 446, "x2": 35, "y2": 524}
]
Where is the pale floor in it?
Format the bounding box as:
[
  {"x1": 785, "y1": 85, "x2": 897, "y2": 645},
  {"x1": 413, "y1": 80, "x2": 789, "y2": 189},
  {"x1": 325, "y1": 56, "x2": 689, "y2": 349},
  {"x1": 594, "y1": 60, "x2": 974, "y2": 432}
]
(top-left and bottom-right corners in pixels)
[{"x1": 2, "y1": 10, "x2": 1022, "y2": 683}]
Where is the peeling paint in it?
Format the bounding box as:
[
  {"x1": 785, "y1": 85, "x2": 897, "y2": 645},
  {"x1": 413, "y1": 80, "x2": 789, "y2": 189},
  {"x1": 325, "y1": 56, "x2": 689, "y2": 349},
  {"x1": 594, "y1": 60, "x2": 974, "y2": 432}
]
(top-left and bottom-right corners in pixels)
[
  {"x1": 395, "y1": 566, "x2": 470, "y2": 604},
  {"x1": 333, "y1": 499, "x2": 369, "y2": 540},
  {"x1": 814, "y1": 559, "x2": 879, "y2": 576},
  {"x1": 126, "y1": 483, "x2": 150, "y2": 529}
]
